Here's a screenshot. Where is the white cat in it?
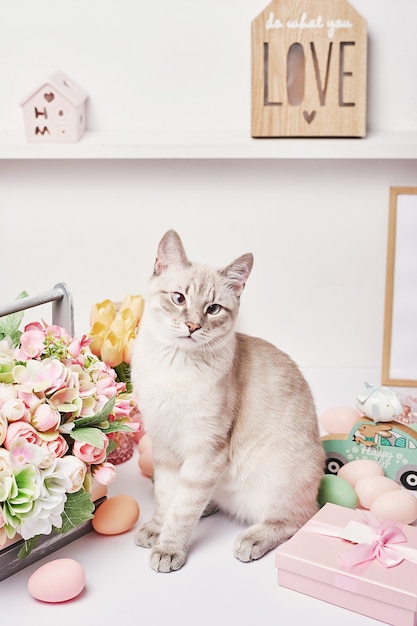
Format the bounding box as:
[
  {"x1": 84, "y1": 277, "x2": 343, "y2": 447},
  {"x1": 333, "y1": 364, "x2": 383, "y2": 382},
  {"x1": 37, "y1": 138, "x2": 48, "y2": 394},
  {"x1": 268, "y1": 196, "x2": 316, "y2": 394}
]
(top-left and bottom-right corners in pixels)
[{"x1": 131, "y1": 230, "x2": 324, "y2": 573}]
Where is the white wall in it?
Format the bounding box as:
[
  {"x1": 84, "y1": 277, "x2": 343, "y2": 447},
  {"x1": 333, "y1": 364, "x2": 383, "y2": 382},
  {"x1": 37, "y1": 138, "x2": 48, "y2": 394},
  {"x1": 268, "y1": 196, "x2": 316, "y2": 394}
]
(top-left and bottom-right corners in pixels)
[
  {"x1": 1, "y1": 0, "x2": 416, "y2": 410},
  {"x1": 1, "y1": 0, "x2": 416, "y2": 133},
  {"x1": 2, "y1": 159, "x2": 415, "y2": 368}
]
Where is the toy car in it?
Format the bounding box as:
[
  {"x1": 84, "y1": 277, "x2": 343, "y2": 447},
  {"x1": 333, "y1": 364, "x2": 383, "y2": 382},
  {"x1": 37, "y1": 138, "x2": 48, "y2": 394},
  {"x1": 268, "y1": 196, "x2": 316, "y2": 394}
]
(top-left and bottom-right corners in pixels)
[{"x1": 321, "y1": 415, "x2": 417, "y2": 490}]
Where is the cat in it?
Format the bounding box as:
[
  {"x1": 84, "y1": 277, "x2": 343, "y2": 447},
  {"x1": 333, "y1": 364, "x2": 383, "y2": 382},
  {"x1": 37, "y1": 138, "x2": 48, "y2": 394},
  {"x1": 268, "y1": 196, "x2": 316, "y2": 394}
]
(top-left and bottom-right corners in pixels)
[{"x1": 131, "y1": 229, "x2": 325, "y2": 573}]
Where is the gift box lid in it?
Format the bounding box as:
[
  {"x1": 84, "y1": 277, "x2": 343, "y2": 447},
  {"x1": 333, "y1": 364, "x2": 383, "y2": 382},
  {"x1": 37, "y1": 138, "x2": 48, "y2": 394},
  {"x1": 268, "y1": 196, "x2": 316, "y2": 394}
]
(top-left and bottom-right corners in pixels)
[{"x1": 275, "y1": 503, "x2": 417, "y2": 612}]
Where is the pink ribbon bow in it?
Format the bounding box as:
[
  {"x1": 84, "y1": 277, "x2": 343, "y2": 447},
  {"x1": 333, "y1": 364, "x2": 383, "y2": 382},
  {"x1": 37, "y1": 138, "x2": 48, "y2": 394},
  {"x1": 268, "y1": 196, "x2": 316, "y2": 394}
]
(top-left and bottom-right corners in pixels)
[
  {"x1": 303, "y1": 509, "x2": 417, "y2": 573},
  {"x1": 339, "y1": 512, "x2": 407, "y2": 569}
]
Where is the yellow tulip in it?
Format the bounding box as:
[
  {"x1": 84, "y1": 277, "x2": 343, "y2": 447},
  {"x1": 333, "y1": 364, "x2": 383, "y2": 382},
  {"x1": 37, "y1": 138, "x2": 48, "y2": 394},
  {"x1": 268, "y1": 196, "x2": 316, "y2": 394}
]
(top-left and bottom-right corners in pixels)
[
  {"x1": 118, "y1": 308, "x2": 136, "y2": 333},
  {"x1": 122, "y1": 329, "x2": 137, "y2": 365},
  {"x1": 120, "y1": 294, "x2": 144, "y2": 327},
  {"x1": 88, "y1": 321, "x2": 108, "y2": 357},
  {"x1": 89, "y1": 299, "x2": 116, "y2": 328},
  {"x1": 109, "y1": 315, "x2": 127, "y2": 338},
  {"x1": 100, "y1": 330, "x2": 124, "y2": 368}
]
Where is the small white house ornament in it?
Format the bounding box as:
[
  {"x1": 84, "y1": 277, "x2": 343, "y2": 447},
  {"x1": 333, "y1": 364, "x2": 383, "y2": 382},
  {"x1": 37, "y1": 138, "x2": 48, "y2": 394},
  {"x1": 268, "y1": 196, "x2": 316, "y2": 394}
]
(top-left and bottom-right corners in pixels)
[{"x1": 20, "y1": 71, "x2": 88, "y2": 143}]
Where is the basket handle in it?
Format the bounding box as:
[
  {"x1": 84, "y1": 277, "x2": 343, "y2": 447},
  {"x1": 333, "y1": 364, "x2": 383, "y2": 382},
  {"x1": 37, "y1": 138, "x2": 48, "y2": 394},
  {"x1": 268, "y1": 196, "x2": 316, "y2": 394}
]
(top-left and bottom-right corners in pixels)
[{"x1": 0, "y1": 282, "x2": 74, "y2": 335}]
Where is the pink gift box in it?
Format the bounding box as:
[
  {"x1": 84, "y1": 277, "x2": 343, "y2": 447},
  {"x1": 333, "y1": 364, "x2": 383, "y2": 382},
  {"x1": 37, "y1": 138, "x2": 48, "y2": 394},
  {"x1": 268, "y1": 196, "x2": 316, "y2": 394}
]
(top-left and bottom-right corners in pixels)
[{"x1": 275, "y1": 503, "x2": 417, "y2": 626}]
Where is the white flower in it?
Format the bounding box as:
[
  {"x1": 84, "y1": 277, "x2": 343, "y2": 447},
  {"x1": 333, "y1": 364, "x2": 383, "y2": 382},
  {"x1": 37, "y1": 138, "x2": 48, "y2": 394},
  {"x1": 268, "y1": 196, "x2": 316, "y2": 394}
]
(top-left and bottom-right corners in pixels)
[
  {"x1": 0, "y1": 413, "x2": 7, "y2": 446},
  {"x1": 18, "y1": 461, "x2": 68, "y2": 539},
  {"x1": 0, "y1": 449, "x2": 12, "y2": 476},
  {"x1": 56, "y1": 455, "x2": 87, "y2": 493}
]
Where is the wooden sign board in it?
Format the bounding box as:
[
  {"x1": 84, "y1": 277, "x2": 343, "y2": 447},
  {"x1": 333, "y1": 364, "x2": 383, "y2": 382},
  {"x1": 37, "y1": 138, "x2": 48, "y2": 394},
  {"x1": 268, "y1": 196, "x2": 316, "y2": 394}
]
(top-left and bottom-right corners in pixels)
[{"x1": 251, "y1": 0, "x2": 367, "y2": 137}]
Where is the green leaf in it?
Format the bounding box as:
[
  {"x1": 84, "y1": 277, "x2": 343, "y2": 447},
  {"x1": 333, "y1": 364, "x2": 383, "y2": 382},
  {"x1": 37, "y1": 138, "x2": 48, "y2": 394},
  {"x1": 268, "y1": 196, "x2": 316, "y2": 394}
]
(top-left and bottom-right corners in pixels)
[
  {"x1": 0, "y1": 291, "x2": 29, "y2": 346},
  {"x1": 18, "y1": 490, "x2": 95, "y2": 558},
  {"x1": 102, "y1": 421, "x2": 134, "y2": 435},
  {"x1": 18, "y1": 536, "x2": 40, "y2": 559},
  {"x1": 114, "y1": 362, "x2": 132, "y2": 392},
  {"x1": 72, "y1": 396, "x2": 116, "y2": 429},
  {"x1": 70, "y1": 427, "x2": 107, "y2": 447},
  {"x1": 54, "y1": 489, "x2": 94, "y2": 534}
]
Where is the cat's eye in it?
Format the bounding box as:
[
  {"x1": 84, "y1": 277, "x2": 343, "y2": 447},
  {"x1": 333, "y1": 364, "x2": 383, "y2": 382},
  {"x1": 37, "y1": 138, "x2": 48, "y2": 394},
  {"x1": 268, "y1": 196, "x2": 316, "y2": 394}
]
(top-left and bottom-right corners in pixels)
[
  {"x1": 206, "y1": 303, "x2": 222, "y2": 315},
  {"x1": 171, "y1": 292, "x2": 186, "y2": 306}
]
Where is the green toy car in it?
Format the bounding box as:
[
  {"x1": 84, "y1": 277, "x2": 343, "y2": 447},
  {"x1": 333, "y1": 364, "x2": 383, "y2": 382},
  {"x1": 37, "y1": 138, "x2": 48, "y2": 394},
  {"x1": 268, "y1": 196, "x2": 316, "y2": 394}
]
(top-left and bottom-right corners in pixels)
[{"x1": 322, "y1": 416, "x2": 417, "y2": 490}]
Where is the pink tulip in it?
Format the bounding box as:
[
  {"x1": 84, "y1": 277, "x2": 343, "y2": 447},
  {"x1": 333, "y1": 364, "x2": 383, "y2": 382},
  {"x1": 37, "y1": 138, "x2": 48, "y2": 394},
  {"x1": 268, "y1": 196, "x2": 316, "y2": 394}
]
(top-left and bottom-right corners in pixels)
[
  {"x1": 72, "y1": 432, "x2": 109, "y2": 464},
  {"x1": 41, "y1": 434, "x2": 69, "y2": 459},
  {"x1": 31, "y1": 403, "x2": 61, "y2": 432},
  {"x1": 4, "y1": 421, "x2": 42, "y2": 449},
  {"x1": 92, "y1": 461, "x2": 116, "y2": 485}
]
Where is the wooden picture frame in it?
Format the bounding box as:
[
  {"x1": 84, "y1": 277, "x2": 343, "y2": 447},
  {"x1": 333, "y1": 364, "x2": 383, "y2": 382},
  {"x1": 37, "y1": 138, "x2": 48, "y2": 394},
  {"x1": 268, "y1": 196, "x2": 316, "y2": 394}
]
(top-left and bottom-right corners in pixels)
[{"x1": 382, "y1": 187, "x2": 417, "y2": 386}]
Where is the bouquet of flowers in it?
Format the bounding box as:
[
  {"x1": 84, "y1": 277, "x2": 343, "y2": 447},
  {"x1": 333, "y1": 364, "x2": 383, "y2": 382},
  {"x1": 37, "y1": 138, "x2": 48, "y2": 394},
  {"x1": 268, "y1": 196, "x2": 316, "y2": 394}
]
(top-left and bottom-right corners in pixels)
[{"x1": 0, "y1": 295, "x2": 136, "y2": 557}]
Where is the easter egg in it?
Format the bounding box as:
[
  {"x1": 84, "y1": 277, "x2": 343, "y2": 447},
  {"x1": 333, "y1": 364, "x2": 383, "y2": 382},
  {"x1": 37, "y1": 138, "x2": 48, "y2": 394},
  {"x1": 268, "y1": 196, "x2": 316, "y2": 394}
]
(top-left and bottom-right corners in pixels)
[
  {"x1": 370, "y1": 490, "x2": 417, "y2": 525},
  {"x1": 319, "y1": 406, "x2": 361, "y2": 434},
  {"x1": 318, "y1": 474, "x2": 358, "y2": 509},
  {"x1": 355, "y1": 475, "x2": 401, "y2": 509},
  {"x1": 28, "y1": 558, "x2": 85, "y2": 603},
  {"x1": 338, "y1": 460, "x2": 384, "y2": 487},
  {"x1": 138, "y1": 433, "x2": 152, "y2": 454},
  {"x1": 138, "y1": 449, "x2": 154, "y2": 478},
  {"x1": 92, "y1": 494, "x2": 140, "y2": 535}
]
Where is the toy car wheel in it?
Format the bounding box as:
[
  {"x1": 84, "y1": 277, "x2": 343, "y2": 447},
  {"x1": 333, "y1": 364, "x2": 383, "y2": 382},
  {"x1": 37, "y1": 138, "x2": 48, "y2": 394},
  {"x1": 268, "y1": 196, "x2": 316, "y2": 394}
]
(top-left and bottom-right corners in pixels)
[
  {"x1": 325, "y1": 457, "x2": 345, "y2": 475},
  {"x1": 399, "y1": 470, "x2": 417, "y2": 491}
]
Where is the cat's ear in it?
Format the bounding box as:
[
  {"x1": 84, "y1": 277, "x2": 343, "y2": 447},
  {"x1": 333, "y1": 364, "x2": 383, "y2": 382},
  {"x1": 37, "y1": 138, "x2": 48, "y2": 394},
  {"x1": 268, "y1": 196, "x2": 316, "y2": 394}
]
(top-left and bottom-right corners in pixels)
[
  {"x1": 221, "y1": 253, "x2": 253, "y2": 296},
  {"x1": 154, "y1": 230, "x2": 190, "y2": 275}
]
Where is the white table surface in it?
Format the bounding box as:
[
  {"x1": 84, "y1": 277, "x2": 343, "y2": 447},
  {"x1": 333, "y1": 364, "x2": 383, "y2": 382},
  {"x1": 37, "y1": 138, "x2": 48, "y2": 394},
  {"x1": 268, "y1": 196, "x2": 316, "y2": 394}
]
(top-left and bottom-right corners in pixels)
[
  {"x1": 2, "y1": 368, "x2": 393, "y2": 625},
  {"x1": 0, "y1": 451, "x2": 386, "y2": 626}
]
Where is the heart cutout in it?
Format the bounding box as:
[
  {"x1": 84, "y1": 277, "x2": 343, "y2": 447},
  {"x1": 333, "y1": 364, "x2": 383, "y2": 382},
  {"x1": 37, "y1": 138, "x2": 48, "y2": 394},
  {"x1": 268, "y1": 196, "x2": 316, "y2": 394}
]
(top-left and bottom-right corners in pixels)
[
  {"x1": 44, "y1": 92, "x2": 55, "y2": 103},
  {"x1": 303, "y1": 110, "x2": 316, "y2": 124}
]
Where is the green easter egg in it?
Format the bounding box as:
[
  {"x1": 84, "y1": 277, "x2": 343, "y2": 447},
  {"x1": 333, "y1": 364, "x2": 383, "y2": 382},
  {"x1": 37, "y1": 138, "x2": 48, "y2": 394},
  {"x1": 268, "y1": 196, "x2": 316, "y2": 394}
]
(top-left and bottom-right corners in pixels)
[{"x1": 318, "y1": 474, "x2": 358, "y2": 509}]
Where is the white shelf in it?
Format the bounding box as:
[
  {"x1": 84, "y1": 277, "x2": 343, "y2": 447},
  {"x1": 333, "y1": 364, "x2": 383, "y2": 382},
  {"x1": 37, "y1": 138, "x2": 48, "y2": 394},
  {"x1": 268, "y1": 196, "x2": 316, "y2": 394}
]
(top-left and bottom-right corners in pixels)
[{"x1": 0, "y1": 129, "x2": 416, "y2": 160}]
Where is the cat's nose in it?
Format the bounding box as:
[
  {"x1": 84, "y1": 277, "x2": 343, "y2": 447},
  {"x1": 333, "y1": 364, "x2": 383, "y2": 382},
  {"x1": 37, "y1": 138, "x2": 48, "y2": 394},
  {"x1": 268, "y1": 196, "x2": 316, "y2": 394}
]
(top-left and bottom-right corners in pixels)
[{"x1": 186, "y1": 322, "x2": 201, "y2": 334}]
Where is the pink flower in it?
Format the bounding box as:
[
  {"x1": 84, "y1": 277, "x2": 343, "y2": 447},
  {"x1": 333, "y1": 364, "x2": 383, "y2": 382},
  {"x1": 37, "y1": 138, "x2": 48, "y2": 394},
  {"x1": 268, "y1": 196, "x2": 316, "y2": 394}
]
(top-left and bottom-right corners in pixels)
[
  {"x1": 4, "y1": 421, "x2": 42, "y2": 449},
  {"x1": 31, "y1": 403, "x2": 61, "y2": 432},
  {"x1": 68, "y1": 334, "x2": 91, "y2": 358},
  {"x1": 113, "y1": 398, "x2": 134, "y2": 418},
  {"x1": 13, "y1": 359, "x2": 67, "y2": 394},
  {"x1": 9, "y1": 436, "x2": 48, "y2": 468},
  {"x1": 16, "y1": 323, "x2": 45, "y2": 360},
  {"x1": 72, "y1": 432, "x2": 109, "y2": 465},
  {"x1": 44, "y1": 324, "x2": 68, "y2": 341},
  {"x1": 92, "y1": 461, "x2": 116, "y2": 485},
  {"x1": 41, "y1": 434, "x2": 68, "y2": 459}
]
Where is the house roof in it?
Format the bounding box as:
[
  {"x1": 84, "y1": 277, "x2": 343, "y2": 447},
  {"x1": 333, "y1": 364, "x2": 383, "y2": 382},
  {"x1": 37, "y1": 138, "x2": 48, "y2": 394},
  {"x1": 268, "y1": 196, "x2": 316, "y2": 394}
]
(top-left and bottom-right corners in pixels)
[{"x1": 20, "y1": 71, "x2": 88, "y2": 108}]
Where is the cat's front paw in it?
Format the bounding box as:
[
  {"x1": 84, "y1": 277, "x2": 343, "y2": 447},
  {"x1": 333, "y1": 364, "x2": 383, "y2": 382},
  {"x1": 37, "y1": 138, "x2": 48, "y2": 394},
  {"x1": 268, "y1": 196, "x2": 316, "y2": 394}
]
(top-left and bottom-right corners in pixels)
[
  {"x1": 134, "y1": 520, "x2": 161, "y2": 549},
  {"x1": 233, "y1": 525, "x2": 277, "y2": 562},
  {"x1": 150, "y1": 545, "x2": 187, "y2": 573}
]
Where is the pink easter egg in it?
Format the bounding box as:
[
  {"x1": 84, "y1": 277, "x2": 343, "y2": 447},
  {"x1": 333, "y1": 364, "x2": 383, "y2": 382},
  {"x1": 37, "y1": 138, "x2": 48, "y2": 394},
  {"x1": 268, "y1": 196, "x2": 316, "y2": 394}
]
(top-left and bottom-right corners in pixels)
[
  {"x1": 370, "y1": 490, "x2": 417, "y2": 524},
  {"x1": 28, "y1": 558, "x2": 85, "y2": 603},
  {"x1": 138, "y1": 433, "x2": 152, "y2": 454},
  {"x1": 138, "y1": 449, "x2": 154, "y2": 478},
  {"x1": 319, "y1": 406, "x2": 361, "y2": 434}
]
